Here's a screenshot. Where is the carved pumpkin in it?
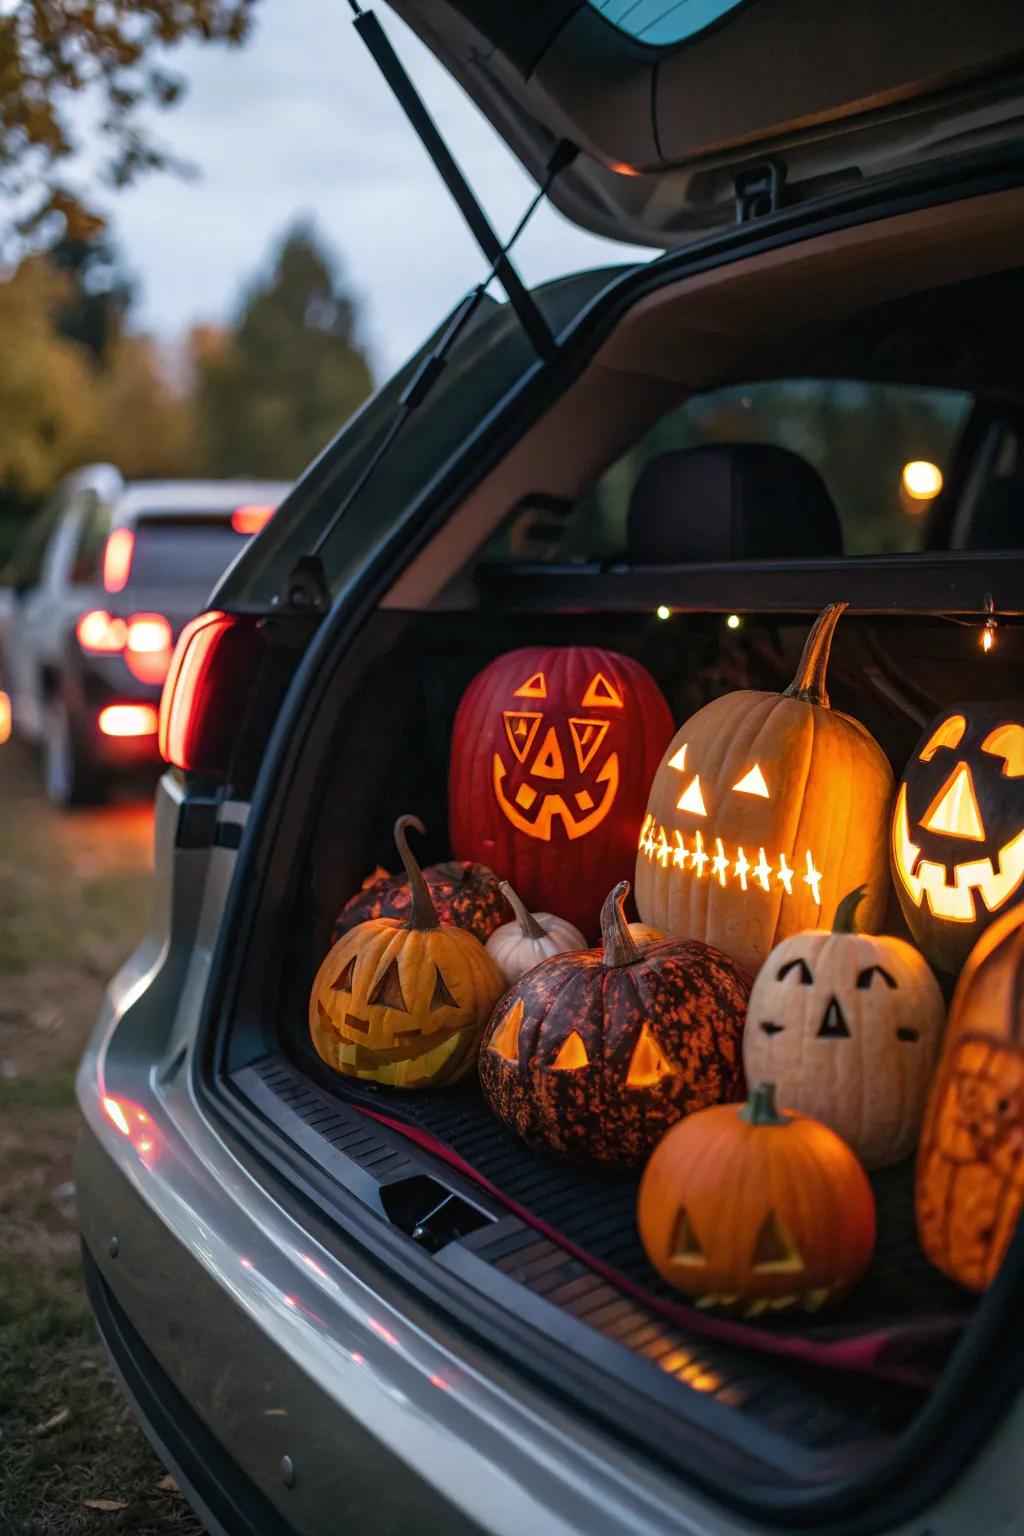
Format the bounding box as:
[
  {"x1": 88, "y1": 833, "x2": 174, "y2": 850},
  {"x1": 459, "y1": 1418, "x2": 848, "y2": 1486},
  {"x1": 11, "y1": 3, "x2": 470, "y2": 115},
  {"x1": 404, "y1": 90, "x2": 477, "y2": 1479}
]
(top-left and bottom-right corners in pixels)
[
  {"x1": 917, "y1": 902, "x2": 1024, "y2": 1290},
  {"x1": 635, "y1": 603, "x2": 894, "y2": 976},
  {"x1": 479, "y1": 881, "x2": 749, "y2": 1167},
  {"x1": 637, "y1": 1082, "x2": 876, "y2": 1315},
  {"x1": 891, "y1": 701, "x2": 1024, "y2": 975},
  {"x1": 450, "y1": 646, "x2": 673, "y2": 937},
  {"x1": 332, "y1": 857, "x2": 508, "y2": 946},
  {"x1": 485, "y1": 882, "x2": 586, "y2": 985},
  {"x1": 311, "y1": 816, "x2": 504, "y2": 1088},
  {"x1": 743, "y1": 887, "x2": 946, "y2": 1168}
]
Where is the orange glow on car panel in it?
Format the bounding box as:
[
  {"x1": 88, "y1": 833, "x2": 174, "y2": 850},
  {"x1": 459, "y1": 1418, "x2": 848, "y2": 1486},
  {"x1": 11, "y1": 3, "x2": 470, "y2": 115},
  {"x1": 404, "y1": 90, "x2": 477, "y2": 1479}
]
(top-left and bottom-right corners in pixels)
[
  {"x1": 231, "y1": 504, "x2": 275, "y2": 535},
  {"x1": 102, "y1": 528, "x2": 135, "y2": 592},
  {"x1": 99, "y1": 703, "x2": 159, "y2": 737}
]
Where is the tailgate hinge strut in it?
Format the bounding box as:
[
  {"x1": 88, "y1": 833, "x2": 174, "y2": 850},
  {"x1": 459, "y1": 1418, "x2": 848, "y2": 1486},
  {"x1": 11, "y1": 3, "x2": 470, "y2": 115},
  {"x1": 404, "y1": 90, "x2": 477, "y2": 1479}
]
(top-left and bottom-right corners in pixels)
[{"x1": 347, "y1": 0, "x2": 561, "y2": 361}]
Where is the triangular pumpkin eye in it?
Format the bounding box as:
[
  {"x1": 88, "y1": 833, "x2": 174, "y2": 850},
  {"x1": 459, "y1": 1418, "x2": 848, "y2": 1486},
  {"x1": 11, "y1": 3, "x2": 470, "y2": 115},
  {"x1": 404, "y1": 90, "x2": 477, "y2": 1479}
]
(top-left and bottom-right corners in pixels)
[
  {"x1": 489, "y1": 999, "x2": 523, "y2": 1061},
  {"x1": 368, "y1": 957, "x2": 409, "y2": 1012},
  {"x1": 552, "y1": 1031, "x2": 590, "y2": 1070},
  {"x1": 430, "y1": 967, "x2": 458, "y2": 1009},
  {"x1": 751, "y1": 1210, "x2": 804, "y2": 1273},
  {"x1": 920, "y1": 713, "x2": 966, "y2": 760},
  {"x1": 581, "y1": 672, "x2": 623, "y2": 709},
  {"x1": 672, "y1": 1208, "x2": 706, "y2": 1266},
  {"x1": 732, "y1": 763, "x2": 769, "y2": 798},
  {"x1": 677, "y1": 775, "x2": 707, "y2": 816},
  {"x1": 778, "y1": 957, "x2": 812, "y2": 984},
  {"x1": 513, "y1": 671, "x2": 546, "y2": 699},
  {"x1": 332, "y1": 954, "x2": 358, "y2": 991},
  {"x1": 921, "y1": 762, "x2": 985, "y2": 840},
  {"x1": 627, "y1": 1024, "x2": 673, "y2": 1087},
  {"x1": 982, "y1": 723, "x2": 1024, "y2": 777}
]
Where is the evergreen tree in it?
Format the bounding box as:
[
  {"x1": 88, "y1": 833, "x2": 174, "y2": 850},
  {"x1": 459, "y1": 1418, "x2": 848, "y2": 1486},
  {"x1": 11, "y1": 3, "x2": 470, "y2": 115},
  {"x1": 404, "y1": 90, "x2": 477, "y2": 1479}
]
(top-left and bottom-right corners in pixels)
[{"x1": 194, "y1": 224, "x2": 374, "y2": 479}]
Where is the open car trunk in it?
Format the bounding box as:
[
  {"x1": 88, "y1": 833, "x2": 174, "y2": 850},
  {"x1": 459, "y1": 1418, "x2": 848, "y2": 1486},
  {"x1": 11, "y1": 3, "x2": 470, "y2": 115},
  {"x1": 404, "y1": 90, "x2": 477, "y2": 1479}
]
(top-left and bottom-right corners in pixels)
[{"x1": 210, "y1": 597, "x2": 1023, "y2": 1517}]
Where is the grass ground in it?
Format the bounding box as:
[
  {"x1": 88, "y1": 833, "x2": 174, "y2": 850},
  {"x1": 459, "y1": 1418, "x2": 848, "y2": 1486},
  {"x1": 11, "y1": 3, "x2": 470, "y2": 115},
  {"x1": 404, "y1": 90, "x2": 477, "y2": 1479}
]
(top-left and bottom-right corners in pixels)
[{"x1": 0, "y1": 743, "x2": 203, "y2": 1534}]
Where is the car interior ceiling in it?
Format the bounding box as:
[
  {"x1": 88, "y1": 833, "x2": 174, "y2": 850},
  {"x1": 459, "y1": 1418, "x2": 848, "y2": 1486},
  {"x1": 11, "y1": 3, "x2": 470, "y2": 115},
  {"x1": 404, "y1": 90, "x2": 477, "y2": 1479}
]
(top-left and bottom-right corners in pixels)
[{"x1": 223, "y1": 198, "x2": 1024, "y2": 1470}]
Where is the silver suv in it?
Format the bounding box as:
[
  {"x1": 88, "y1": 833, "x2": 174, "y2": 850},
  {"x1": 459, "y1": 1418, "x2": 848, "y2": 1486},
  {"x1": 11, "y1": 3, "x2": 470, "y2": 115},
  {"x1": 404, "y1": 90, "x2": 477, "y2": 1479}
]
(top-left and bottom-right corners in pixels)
[{"x1": 76, "y1": 4, "x2": 1024, "y2": 1533}]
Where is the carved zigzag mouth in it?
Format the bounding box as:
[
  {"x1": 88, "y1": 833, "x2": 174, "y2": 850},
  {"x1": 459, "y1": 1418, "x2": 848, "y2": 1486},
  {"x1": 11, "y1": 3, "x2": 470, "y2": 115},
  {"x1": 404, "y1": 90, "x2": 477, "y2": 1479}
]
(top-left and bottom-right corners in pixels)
[
  {"x1": 892, "y1": 784, "x2": 1024, "y2": 922},
  {"x1": 638, "y1": 814, "x2": 823, "y2": 904}
]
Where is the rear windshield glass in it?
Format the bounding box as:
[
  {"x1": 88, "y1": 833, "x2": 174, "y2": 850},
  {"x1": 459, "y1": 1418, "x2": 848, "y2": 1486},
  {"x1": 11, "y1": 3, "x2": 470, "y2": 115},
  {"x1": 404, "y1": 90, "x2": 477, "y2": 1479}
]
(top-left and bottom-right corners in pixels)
[{"x1": 128, "y1": 516, "x2": 249, "y2": 588}]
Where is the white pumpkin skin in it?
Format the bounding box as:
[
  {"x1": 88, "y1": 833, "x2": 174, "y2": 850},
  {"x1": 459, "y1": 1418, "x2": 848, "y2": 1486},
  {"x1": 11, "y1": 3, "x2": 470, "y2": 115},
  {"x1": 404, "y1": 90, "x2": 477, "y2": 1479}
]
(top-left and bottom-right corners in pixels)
[
  {"x1": 485, "y1": 882, "x2": 586, "y2": 985},
  {"x1": 743, "y1": 894, "x2": 945, "y2": 1169}
]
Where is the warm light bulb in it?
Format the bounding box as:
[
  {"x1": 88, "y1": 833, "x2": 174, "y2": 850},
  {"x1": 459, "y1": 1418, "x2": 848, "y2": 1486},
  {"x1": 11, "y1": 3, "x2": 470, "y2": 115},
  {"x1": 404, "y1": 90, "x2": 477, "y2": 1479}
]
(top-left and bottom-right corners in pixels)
[
  {"x1": 726, "y1": 614, "x2": 741, "y2": 630},
  {"x1": 983, "y1": 626, "x2": 994, "y2": 653},
  {"x1": 902, "y1": 460, "x2": 943, "y2": 501},
  {"x1": 656, "y1": 605, "x2": 670, "y2": 620}
]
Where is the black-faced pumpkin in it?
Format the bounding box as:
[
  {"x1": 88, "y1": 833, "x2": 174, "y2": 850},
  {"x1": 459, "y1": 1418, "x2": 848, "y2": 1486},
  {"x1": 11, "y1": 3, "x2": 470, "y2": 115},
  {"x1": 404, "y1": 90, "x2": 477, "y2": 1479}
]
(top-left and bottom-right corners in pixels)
[
  {"x1": 332, "y1": 857, "x2": 509, "y2": 946},
  {"x1": 450, "y1": 645, "x2": 673, "y2": 937},
  {"x1": 891, "y1": 701, "x2": 1024, "y2": 975},
  {"x1": 478, "y1": 881, "x2": 750, "y2": 1167},
  {"x1": 743, "y1": 887, "x2": 946, "y2": 1168},
  {"x1": 917, "y1": 901, "x2": 1024, "y2": 1291},
  {"x1": 311, "y1": 816, "x2": 505, "y2": 1089},
  {"x1": 635, "y1": 603, "x2": 894, "y2": 977},
  {"x1": 637, "y1": 1082, "x2": 876, "y2": 1316}
]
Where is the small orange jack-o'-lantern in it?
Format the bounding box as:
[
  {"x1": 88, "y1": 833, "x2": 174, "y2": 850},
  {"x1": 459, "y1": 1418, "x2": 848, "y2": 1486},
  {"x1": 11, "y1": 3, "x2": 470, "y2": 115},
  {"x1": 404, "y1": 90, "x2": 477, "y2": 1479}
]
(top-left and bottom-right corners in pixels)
[
  {"x1": 310, "y1": 817, "x2": 504, "y2": 1089},
  {"x1": 450, "y1": 647, "x2": 672, "y2": 937},
  {"x1": 917, "y1": 902, "x2": 1024, "y2": 1291},
  {"x1": 637, "y1": 1083, "x2": 876, "y2": 1316},
  {"x1": 892, "y1": 702, "x2": 1024, "y2": 974},
  {"x1": 635, "y1": 604, "x2": 894, "y2": 976}
]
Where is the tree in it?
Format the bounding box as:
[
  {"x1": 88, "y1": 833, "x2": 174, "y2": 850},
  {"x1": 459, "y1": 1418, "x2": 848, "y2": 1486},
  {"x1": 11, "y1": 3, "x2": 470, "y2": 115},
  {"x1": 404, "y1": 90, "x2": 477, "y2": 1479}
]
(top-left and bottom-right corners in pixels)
[
  {"x1": 194, "y1": 224, "x2": 374, "y2": 479},
  {"x1": 0, "y1": 1, "x2": 258, "y2": 257},
  {"x1": 50, "y1": 235, "x2": 133, "y2": 366},
  {"x1": 87, "y1": 333, "x2": 197, "y2": 480}
]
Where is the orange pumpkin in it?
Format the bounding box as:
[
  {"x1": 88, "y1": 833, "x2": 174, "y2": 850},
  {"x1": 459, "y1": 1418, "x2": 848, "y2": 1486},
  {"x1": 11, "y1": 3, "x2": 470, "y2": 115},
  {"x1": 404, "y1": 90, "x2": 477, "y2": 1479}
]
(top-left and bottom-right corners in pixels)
[
  {"x1": 637, "y1": 1082, "x2": 876, "y2": 1315},
  {"x1": 635, "y1": 603, "x2": 894, "y2": 976},
  {"x1": 917, "y1": 901, "x2": 1024, "y2": 1290}
]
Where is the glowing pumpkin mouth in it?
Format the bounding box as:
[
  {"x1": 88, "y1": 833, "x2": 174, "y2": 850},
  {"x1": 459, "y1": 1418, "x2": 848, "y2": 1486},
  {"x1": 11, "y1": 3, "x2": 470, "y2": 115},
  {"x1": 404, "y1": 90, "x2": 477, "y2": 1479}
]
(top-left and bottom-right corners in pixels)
[
  {"x1": 638, "y1": 814, "x2": 823, "y2": 903},
  {"x1": 892, "y1": 784, "x2": 1024, "y2": 922},
  {"x1": 492, "y1": 753, "x2": 619, "y2": 840}
]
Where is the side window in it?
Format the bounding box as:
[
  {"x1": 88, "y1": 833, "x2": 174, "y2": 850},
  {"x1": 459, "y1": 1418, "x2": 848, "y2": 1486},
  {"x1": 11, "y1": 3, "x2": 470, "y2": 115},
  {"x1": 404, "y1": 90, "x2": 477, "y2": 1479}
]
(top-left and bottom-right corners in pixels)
[{"x1": 70, "y1": 497, "x2": 112, "y2": 585}]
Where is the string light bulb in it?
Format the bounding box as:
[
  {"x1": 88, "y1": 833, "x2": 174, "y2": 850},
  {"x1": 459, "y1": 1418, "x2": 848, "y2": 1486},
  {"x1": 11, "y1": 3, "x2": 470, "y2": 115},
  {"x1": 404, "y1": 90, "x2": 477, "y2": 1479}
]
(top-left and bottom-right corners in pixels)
[
  {"x1": 726, "y1": 614, "x2": 742, "y2": 630},
  {"x1": 982, "y1": 593, "x2": 997, "y2": 654},
  {"x1": 656, "y1": 605, "x2": 670, "y2": 621}
]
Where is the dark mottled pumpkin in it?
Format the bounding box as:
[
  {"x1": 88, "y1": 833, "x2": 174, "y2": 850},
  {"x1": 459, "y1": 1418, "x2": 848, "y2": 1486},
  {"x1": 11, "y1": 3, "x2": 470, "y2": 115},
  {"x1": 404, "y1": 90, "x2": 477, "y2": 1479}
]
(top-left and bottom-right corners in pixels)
[
  {"x1": 479, "y1": 881, "x2": 750, "y2": 1167},
  {"x1": 333, "y1": 859, "x2": 509, "y2": 946}
]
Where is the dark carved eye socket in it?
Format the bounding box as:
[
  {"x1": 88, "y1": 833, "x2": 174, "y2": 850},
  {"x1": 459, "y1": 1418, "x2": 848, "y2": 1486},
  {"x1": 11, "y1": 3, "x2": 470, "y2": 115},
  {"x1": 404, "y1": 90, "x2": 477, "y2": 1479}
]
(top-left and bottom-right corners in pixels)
[
  {"x1": 856, "y1": 965, "x2": 897, "y2": 990},
  {"x1": 760, "y1": 1021, "x2": 785, "y2": 1035},
  {"x1": 430, "y1": 968, "x2": 458, "y2": 1009},
  {"x1": 332, "y1": 954, "x2": 357, "y2": 991},
  {"x1": 368, "y1": 958, "x2": 409, "y2": 1012},
  {"x1": 896, "y1": 1026, "x2": 919, "y2": 1043},
  {"x1": 778, "y1": 958, "x2": 812, "y2": 984}
]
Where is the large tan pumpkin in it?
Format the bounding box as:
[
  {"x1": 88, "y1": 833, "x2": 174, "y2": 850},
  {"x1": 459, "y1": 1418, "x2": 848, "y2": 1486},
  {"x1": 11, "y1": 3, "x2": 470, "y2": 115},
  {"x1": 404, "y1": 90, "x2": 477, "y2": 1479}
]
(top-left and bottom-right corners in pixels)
[
  {"x1": 635, "y1": 604, "x2": 894, "y2": 976},
  {"x1": 744, "y1": 888, "x2": 946, "y2": 1168}
]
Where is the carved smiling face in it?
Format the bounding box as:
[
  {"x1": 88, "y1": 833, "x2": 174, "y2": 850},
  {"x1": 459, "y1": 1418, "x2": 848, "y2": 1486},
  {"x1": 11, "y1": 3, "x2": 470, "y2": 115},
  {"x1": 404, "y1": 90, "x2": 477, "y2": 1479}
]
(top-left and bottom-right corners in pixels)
[{"x1": 892, "y1": 703, "x2": 1024, "y2": 973}]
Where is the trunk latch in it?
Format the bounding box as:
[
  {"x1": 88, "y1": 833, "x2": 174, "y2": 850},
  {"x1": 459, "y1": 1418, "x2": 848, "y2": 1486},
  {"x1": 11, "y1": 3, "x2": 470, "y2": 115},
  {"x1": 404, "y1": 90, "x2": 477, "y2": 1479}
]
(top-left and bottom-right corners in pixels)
[{"x1": 735, "y1": 160, "x2": 785, "y2": 223}]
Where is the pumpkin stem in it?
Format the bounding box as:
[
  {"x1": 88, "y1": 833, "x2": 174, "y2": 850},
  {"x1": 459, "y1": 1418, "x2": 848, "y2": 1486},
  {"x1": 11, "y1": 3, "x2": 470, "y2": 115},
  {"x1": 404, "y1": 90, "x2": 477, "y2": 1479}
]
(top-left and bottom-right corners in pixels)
[
  {"x1": 833, "y1": 886, "x2": 866, "y2": 934},
  {"x1": 782, "y1": 602, "x2": 848, "y2": 708},
  {"x1": 601, "y1": 881, "x2": 641, "y2": 968},
  {"x1": 393, "y1": 815, "x2": 440, "y2": 930},
  {"x1": 738, "y1": 1082, "x2": 790, "y2": 1127},
  {"x1": 499, "y1": 881, "x2": 547, "y2": 941}
]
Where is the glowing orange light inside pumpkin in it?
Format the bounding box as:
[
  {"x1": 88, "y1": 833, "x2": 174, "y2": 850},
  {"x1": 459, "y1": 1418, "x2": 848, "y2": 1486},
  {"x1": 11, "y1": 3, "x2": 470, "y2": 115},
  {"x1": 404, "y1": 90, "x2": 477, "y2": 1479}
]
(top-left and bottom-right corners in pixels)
[
  {"x1": 921, "y1": 714, "x2": 966, "y2": 759},
  {"x1": 733, "y1": 763, "x2": 769, "y2": 798},
  {"x1": 891, "y1": 783, "x2": 1024, "y2": 922},
  {"x1": 552, "y1": 1031, "x2": 589, "y2": 1070},
  {"x1": 102, "y1": 528, "x2": 134, "y2": 592},
  {"x1": 638, "y1": 814, "x2": 819, "y2": 905},
  {"x1": 677, "y1": 776, "x2": 707, "y2": 816},
  {"x1": 982, "y1": 725, "x2": 1024, "y2": 777},
  {"x1": 921, "y1": 762, "x2": 985, "y2": 840}
]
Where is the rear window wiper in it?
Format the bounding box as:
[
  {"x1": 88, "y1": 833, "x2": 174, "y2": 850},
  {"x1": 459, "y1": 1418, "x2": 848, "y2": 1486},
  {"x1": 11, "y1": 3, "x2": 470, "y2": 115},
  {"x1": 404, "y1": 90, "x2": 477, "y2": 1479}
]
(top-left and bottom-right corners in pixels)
[{"x1": 279, "y1": 4, "x2": 576, "y2": 611}]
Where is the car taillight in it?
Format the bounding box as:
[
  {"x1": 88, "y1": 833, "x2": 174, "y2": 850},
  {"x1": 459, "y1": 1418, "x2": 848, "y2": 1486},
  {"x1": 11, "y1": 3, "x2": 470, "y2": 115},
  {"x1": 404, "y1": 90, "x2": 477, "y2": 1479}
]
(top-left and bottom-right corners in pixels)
[
  {"x1": 124, "y1": 612, "x2": 174, "y2": 685},
  {"x1": 99, "y1": 703, "x2": 159, "y2": 737},
  {"x1": 231, "y1": 504, "x2": 275, "y2": 535},
  {"x1": 102, "y1": 528, "x2": 135, "y2": 592},
  {"x1": 159, "y1": 611, "x2": 258, "y2": 773},
  {"x1": 76, "y1": 609, "x2": 128, "y2": 652}
]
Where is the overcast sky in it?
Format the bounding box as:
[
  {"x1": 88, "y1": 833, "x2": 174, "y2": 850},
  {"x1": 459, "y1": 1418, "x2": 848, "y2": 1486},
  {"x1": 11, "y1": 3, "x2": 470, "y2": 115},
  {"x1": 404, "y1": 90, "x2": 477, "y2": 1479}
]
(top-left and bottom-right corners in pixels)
[{"x1": 96, "y1": 2, "x2": 651, "y2": 380}]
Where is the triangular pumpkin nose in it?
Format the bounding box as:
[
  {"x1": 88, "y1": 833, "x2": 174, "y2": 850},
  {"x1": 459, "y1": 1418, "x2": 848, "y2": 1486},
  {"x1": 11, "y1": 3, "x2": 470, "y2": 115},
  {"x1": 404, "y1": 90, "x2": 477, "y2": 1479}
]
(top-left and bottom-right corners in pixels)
[
  {"x1": 817, "y1": 996, "x2": 850, "y2": 1039},
  {"x1": 529, "y1": 725, "x2": 565, "y2": 779},
  {"x1": 922, "y1": 761, "x2": 985, "y2": 840}
]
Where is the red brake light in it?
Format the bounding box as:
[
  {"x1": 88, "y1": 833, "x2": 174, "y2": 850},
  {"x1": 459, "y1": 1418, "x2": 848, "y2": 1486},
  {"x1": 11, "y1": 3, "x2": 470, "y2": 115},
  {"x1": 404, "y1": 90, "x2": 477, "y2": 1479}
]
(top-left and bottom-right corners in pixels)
[
  {"x1": 231, "y1": 504, "x2": 275, "y2": 535},
  {"x1": 103, "y1": 528, "x2": 135, "y2": 592},
  {"x1": 159, "y1": 610, "x2": 257, "y2": 773},
  {"x1": 124, "y1": 612, "x2": 174, "y2": 685},
  {"x1": 99, "y1": 703, "x2": 159, "y2": 737},
  {"x1": 0, "y1": 690, "x2": 10, "y2": 745},
  {"x1": 76, "y1": 609, "x2": 128, "y2": 652}
]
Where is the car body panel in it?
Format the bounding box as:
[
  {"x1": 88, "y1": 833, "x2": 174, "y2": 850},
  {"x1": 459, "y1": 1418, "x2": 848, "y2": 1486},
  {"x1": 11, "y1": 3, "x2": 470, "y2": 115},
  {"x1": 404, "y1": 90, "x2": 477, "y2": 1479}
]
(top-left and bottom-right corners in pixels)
[{"x1": 387, "y1": 0, "x2": 1024, "y2": 247}]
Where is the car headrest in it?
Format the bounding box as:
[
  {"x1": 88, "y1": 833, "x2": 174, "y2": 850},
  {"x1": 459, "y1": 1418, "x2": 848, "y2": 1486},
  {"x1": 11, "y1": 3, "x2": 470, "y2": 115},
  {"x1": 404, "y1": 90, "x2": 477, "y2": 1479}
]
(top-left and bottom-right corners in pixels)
[{"x1": 627, "y1": 444, "x2": 843, "y2": 563}]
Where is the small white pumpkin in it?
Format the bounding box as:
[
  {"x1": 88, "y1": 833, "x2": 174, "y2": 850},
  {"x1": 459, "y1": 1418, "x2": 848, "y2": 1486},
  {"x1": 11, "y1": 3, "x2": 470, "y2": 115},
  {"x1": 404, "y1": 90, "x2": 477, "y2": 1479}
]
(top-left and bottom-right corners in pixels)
[
  {"x1": 485, "y1": 882, "x2": 586, "y2": 984},
  {"x1": 743, "y1": 886, "x2": 945, "y2": 1169}
]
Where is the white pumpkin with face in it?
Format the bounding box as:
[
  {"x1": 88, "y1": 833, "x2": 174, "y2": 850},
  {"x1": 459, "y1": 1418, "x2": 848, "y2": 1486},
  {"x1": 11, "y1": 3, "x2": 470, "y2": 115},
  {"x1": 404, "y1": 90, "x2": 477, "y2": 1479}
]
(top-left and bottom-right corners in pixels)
[{"x1": 743, "y1": 888, "x2": 946, "y2": 1168}]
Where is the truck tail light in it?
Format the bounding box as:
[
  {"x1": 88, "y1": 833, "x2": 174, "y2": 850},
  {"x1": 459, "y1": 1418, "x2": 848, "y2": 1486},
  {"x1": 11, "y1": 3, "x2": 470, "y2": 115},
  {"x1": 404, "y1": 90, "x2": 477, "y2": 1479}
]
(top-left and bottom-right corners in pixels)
[{"x1": 159, "y1": 611, "x2": 259, "y2": 774}]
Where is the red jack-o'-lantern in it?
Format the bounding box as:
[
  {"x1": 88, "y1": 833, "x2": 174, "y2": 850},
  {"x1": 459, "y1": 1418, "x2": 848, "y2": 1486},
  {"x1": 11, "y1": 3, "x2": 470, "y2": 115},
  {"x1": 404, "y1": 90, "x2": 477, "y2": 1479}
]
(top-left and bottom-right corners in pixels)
[
  {"x1": 450, "y1": 647, "x2": 673, "y2": 937},
  {"x1": 891, "y1": 702, "x2": 1024, "y2": 974}
]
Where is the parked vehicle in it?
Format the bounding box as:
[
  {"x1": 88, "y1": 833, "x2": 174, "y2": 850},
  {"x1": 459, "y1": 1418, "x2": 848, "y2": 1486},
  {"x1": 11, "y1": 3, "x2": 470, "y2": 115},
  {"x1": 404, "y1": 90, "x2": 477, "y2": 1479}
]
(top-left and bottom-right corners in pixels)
[
  {"x1": 0, "y1": 466, "x2": 288, "y2": 805},
  {"x1": 77, "y1": 4, "x2": 1024, "y2": 1534}
]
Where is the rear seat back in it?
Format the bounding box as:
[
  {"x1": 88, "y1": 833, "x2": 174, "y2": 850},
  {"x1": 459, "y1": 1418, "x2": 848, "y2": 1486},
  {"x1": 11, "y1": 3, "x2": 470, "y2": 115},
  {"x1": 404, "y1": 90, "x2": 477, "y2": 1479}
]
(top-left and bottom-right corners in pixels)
[{"x1": 627, "y1": 443, "x2": 843, "y2": 563}]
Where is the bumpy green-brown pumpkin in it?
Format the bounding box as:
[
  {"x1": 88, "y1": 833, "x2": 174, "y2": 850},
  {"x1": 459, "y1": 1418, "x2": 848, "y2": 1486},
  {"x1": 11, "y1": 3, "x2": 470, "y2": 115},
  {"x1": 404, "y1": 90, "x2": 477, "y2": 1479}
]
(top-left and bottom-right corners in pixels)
[
  {"x1": 333, "y1": 857, "x2": 509, "y2": 946},
  {"x1": 479, "y1": 881, "x2": 750, "y2": 1166}
]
